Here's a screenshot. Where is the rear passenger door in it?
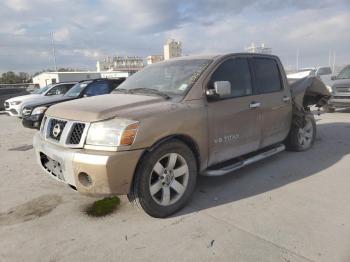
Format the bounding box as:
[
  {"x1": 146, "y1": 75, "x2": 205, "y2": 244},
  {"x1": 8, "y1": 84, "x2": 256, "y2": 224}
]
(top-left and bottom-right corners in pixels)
[
  {"x1": 251, "y1": 57, "x2": 292, "y2": 148},
  {"x1": 207, "y1": 56, "x2": 261, "y2": 166}
]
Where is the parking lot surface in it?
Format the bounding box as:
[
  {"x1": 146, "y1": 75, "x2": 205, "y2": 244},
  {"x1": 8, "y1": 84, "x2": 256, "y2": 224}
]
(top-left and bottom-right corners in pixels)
[{"x1": 0, "y1": 111, "x2": 350, "y2": 262}]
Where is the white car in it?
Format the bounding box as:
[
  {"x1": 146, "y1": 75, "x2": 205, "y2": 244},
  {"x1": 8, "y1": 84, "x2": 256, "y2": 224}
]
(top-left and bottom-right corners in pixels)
[{"x1": 4, "y1": 82, "x2": 76, "y2": 117}]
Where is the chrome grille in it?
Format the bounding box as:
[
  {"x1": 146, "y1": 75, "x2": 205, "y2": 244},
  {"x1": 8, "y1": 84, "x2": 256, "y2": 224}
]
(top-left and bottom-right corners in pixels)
[
  {"x1": 48, "y1": 119, "x2": 67, "y2": 141},
  {"x1": 68, "y1": 123, "x2": 86, "y2": 145},
  {"x1": 336, "y1": 87, "x2": 350, "y2": 93},
  {"x1": 42, "y1": 117, "x2": 89, "y2": 148}
]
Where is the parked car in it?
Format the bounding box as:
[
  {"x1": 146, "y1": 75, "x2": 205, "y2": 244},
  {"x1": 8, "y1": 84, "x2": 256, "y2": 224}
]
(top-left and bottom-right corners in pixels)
[
  {"x1": 22, "y1": 78, "x2": 125, "y2": 129},
  {"x1": 0, "y1": 86, "x2": 31, "y2": 110},
  {"x1": 4, "y1": 82, "x2": 76, "y2": 117},
  {"x1": 33, "y1": 53, "x2": 330, "y2": 217},
  {"x1": 325, "y1": 65, "x2": 350, "y2": 112}
]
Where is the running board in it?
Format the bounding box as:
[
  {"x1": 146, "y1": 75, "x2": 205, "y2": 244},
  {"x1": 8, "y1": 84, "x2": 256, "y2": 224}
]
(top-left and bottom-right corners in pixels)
[{"x1": 203, "y1": 144, "x2": 285, "y2": 177}]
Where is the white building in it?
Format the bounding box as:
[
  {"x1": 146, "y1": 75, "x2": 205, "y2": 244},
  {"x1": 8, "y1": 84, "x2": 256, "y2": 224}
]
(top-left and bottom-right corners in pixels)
[
  {"x1": 97, "y1": 56, "x2": 144, "y2": 72},
  {"x1": 245, "y1": 42, "x2": 272, "y2": 54},
  {"x1": 32, "y1": 72, "x2": 101, "y2": 87},
  {"x1": 146, "y1": 55, "x2": 164, "y2": 65},
  {"x1": 164, "y1": 39, "x2": 182, "y2": 60}
]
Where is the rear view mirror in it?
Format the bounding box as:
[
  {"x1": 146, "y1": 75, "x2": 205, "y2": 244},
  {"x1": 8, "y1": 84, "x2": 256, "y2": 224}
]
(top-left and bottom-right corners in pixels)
[{"x1": 213, "y1": 81, "x2": 231, "y2": 97}]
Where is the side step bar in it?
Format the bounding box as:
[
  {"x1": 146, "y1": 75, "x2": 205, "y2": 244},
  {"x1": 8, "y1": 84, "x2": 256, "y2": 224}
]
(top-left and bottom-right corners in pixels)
[{"x1": 203, "y1": 144, "x2": 286, "y2": 177}]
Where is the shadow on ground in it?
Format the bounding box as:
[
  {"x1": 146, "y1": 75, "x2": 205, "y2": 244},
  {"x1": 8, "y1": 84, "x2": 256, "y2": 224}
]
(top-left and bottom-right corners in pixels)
[{"x1": 175, "y1": 122, "x2": 350, "y2": 216}]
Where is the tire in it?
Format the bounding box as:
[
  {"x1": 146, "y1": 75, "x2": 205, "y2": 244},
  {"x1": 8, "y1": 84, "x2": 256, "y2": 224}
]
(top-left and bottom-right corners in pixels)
[
  {"x1": 128, "y1": 139, "x2": 197, "y2": 218},
  {"x1": 285, "y1": 112, "x2": 316, "y2": 152}
]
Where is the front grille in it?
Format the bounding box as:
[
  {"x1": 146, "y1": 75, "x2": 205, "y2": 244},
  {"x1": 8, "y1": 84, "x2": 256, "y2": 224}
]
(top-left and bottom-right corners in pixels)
[
  {"x1": 333, "y1": 96, "x2": 350, "y2": 99},
  {"x1": 48, "y1": 119, "x2": 67, "y2": 141},
  {"x1": 4, "y1": 102, "x2": 9, "y2": 109},
  {"x1": 336, "y1": 87, "x2": 350, "y2": 93},
  {"x1": 42, "y1": 117, "x2": 89, "y2": 148},
  {"x1": 68, "y1": 123, "x2": 86, "y2": 144},
  {"x1": 22, "y1": 107, "x2": 32, "y2": 117}
]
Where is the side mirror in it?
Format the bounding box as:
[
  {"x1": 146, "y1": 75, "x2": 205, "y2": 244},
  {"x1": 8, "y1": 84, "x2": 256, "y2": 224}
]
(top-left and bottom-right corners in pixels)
[
  {"x1": 331, "y1": 75, "x2": 337, "y2": 80},
  {"x1": 207, "y1": 81, "x2": 231, "y2": 98}
]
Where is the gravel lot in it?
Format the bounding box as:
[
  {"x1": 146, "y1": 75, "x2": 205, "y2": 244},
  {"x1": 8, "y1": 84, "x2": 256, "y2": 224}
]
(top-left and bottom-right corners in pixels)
[{"x1": 0, "y1": 111, "x2": 350, "y2": 262}]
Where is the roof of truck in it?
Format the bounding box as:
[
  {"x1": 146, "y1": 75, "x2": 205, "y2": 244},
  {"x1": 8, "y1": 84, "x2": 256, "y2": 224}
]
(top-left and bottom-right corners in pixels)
[{"x1": 170, "y1": 53, "x2": 280, "y2": 61}]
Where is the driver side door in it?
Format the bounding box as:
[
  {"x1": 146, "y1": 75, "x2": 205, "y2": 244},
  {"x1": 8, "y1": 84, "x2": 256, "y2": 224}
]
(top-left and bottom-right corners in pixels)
[{"x1": 207, "y1": 57, "x2": 261, "y2": 166}]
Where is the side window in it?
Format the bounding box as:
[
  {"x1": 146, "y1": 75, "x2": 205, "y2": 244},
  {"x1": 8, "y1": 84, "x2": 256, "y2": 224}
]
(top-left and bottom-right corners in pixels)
[
  {"x1": 46, "y1": 85, "x2": 61, "y2": 95},
  {"x1": 210, "y1": 58, "x2": 252, "y2": 98},
  {"x1": 55, "y1": 84, "x2": 71, "y2": 95},
  {"x1": 253, "y1": 58, "x2": 282, "y2": 94},
  {"x1": 84, "y1": 81, "x2": 111, "y2": 96}
]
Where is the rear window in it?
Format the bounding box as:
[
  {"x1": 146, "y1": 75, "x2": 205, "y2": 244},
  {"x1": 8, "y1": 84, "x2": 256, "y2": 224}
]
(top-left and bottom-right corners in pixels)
[{"x1": 253, "y1": 58, "x2": 282, "y2": 94}]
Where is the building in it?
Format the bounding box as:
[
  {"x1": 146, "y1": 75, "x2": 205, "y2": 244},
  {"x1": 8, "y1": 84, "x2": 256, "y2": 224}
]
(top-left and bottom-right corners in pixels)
[
  {"x1": 245, "y1": 42, "x2": 272, "y2": 54},
  {"x1": 32, "y1": 72, "x2": 101, "y2": 87},
  {"x1": 164, "y1": 39, "x2": 182, "y2": 60},
  {"x1": 146, "y1": 55, "x2": 164, "y2": 65},
  {"x1": 97, "y1": 56, "x2": 144, "y2": 73}
]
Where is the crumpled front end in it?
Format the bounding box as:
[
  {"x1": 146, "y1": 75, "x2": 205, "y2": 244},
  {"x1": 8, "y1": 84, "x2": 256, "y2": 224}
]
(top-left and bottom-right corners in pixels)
[
  {"x1": 290, "y1": 76, "x2": 331, "y2": 109},
  {"x1": 289, "y1": 76, "x2": 331, "y2": 127}
]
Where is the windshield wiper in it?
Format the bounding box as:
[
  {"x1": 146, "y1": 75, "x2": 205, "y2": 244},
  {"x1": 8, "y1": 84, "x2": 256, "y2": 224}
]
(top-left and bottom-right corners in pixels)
[{"x1": 129, "y1": 88, "x2": 170, "y2": 99}]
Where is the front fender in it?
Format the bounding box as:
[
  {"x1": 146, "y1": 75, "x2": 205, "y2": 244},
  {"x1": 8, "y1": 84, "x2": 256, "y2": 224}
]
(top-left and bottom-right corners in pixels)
[{"x1": 290, "y1": 76, "x2": 331, "y2": 108}]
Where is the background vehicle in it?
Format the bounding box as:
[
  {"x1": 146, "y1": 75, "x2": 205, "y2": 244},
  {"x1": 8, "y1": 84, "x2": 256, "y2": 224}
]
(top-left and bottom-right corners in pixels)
[
  {"x1": 288, "y1": 66, "x2": 333, "y2": 90},
  {"x1": 4, "y1": 82, "x2": 76, "y2": 117},
  {"x1": 33, "y1": 54, "x2": 330, "y2": 217},
  {"x1": 22, "y1": 78, "x2": 125, "y2": 129},
  {"x1": 0, "y1": 85, "x2": 32, "y2": 110},
  {"x1": 325, "y1": 65, "x2": 350, "y2": 112}
]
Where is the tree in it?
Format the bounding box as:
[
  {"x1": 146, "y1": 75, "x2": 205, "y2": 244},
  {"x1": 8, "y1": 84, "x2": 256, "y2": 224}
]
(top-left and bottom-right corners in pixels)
[{"x1": 0, "y1": 71, "x2": 30, "y2": 84}]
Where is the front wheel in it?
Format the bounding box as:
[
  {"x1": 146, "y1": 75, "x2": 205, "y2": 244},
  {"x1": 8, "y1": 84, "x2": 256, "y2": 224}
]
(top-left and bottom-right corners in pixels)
[
  {"x1": 128, "y1": 140, "x2": 197, "y2": 218},
  {"x1": 285, "y1": 112, "x2": 316, "y2": 152}
]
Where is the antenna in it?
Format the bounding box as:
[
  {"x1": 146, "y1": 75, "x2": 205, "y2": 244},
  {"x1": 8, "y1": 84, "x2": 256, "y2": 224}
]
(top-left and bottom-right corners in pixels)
[{"x1": 51, "y1": 32, "x2": 57, "y2": 71}]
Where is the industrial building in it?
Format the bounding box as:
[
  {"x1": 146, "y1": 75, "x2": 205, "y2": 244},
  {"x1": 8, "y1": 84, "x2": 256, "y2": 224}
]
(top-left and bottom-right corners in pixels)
[
  {"x1": 245, "y1": 42, "x2": 272, "y2": 54},
  {"x1": 32, "y1": 72, "x2": 101, "y2": 88},
  {"x1": 146, "y1": 55, "x2": 164, "y2": 65},
  {"x1": 96, "y1": 56, "x2": 144, "y2": 73},
  {"x1": 164, "y1": 39, "x2": 182, "y2": 60}
]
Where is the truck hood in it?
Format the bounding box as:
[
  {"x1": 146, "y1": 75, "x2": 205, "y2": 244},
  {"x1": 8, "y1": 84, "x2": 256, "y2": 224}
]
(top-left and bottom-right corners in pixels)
[
  {"x1": 46, "y1": 94, "x2": 167, "y2": 122},
  {"x1": 5, "y1": 94, "x2": 39, "y2": 103}
]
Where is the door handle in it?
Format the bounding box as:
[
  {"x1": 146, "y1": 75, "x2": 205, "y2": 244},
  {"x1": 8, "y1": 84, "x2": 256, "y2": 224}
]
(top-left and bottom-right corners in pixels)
[
  {"x1": 282, "y1": 96, "x2": 291, "y2": 103},
  {"x1": 249, "y1": 102, "x2": 261, "y2": 109}
]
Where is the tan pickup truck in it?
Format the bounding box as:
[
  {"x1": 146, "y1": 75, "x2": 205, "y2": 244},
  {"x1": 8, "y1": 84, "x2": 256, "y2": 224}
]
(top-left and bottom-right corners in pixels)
[{"x1": 33, "y1": 53, "x2": 330, "y2": 217}]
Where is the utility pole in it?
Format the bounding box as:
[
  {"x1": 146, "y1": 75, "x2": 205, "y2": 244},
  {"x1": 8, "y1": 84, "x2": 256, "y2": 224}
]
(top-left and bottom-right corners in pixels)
[
  {"x1": 332, "y1": 51, "x2": 336, "y2": 74},
  {"x1": 296, "y1": 49, "x2": 299, "y2": 71},
  {"x1": 51, "y1": 32, "x2": 57, "y2": 71}
]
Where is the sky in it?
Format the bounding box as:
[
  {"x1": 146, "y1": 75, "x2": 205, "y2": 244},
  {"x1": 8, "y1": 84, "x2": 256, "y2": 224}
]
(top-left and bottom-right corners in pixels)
[{"x1": 0, "y1": 0, "x2": 349, "y2": 73}]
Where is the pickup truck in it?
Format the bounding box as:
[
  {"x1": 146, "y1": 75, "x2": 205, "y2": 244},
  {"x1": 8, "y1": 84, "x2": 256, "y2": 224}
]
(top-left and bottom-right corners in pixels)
[
  {"x1": 33, "y1": 53, "x2": 330, "y2": 218},
  {"x1": 325, "y1": 65, "x2": 350, "y2": 112}
]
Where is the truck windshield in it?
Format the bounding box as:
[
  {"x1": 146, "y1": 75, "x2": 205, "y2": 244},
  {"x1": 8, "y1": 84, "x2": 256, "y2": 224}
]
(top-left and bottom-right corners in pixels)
[
  {"x1": 337, "y1": 67, "x2": 350, "y2": 79},
  {"x1": 115, "y1": 59, "x2": 212, "y2": 96},
  {"x1": 64, "y1": 81, "x2": 92, "y2": 98}
]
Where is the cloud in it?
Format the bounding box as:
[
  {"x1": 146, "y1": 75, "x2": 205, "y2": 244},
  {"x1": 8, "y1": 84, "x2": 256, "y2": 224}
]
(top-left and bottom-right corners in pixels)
[
  {"x1": 0, "y1": 0, "x2": 349, "y2": 72},
  {"x1": 53, "y1": 28, "x2": 70, "y2": 42}
]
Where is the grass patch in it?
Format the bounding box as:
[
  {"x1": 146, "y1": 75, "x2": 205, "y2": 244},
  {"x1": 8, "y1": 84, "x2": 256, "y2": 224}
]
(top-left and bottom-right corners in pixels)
[{"x1": 85, "y1": 197, "x2": 120, "y2": 217}]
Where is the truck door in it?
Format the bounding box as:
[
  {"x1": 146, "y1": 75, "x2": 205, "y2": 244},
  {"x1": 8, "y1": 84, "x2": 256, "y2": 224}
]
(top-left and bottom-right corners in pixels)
[
  {"x1": 207, "y1": 57, "x2": 261, "y2": 166},
  {"x1": 251, "y1": 57, "x2": 292, "y2": 148}
]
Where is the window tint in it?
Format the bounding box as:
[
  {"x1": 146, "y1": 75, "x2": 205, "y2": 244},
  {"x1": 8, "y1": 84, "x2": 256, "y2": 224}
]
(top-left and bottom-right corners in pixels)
[
  {"x1": 253, "y1": 58, "x2": 282, "y2": 93},
  {"x1": 210, "y1": 58, "x2": 252, "y2": 98},
  {"x1": 84, "y1": 81, "x2": 111, "y2": 96}
]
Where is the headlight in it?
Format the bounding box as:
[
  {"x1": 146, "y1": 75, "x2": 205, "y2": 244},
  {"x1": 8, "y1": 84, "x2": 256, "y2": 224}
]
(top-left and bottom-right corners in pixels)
[
  {"x1": 10, "y1": 101, "x2": 21, "y2": 105},
  {"x1": 326, "y1": 85, "x2": 333, "y2": 93},
  {"x1": 31, "y1": 106, "x2": 47, "y2": 115},
  {"x1": 86, "y1": 118, "x2": 139, "y2": 147}
]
